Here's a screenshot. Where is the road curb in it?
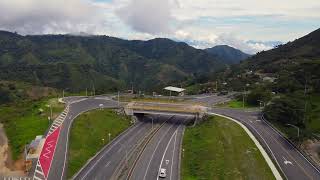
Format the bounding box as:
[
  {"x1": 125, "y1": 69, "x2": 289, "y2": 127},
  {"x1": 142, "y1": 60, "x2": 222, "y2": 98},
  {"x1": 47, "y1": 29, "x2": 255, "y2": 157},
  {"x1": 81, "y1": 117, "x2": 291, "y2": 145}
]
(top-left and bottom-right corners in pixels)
[
  {"x1": 208, "y1": 112, "x2": 283, "y2": 180},
  {"x1": 177, "y1": 126, "x2": 185, "y2": 180}
]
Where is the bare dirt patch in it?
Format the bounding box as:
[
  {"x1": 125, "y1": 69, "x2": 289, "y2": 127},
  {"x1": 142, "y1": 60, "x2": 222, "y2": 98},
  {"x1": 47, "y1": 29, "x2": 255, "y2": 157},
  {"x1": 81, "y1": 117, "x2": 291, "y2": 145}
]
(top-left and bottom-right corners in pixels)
[
  {"x1": 301, "y1": 139, "x2": 320, "y2": 166},
  {"x1": 0, "y1": 123, "x2": 24, "y2": 176}
]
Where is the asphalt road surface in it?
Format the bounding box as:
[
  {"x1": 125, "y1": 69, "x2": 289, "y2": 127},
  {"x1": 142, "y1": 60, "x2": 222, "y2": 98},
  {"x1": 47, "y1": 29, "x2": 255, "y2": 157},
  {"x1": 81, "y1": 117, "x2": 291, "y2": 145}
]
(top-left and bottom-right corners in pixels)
[
  {"x1": 130, "y1": 115, "x2": 190, "y2": 180},
  {"x1": 209, "y1": 107, "x2": 320, "y2": 180},
  {"x1": 46, "y1": 97, "x2": 118, "y2": 180},
  {"x1": 188, "y1": 93, "x2": 232, "y2": 106},
  {"x1": 73, "y1": 116, "x2": 154, "y2": 180},
  {"x1": 36, "y1": 95, "x2": 320, "y2": 180}
]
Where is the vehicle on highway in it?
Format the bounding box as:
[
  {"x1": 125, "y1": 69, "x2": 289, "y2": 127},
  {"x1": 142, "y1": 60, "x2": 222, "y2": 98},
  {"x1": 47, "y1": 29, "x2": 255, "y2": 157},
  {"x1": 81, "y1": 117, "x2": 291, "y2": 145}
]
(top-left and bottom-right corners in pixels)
[{"x1": 159, "y1": 168, "x2": 167, "y2": 178}]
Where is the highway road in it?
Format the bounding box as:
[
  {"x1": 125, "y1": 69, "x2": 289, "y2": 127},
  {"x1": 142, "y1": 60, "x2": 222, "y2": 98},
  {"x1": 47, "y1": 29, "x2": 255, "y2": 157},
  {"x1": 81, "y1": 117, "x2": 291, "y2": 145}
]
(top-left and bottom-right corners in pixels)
[
  {"x1": 188, "y1": 93, "x2": 232, "y2": 106},
  {"x1": 73, "y1": 116, "x2": 155, "y2": 180},
  {"x1": 209, "y1": 107, "x2": 320, "y2": 180},
  {"x1": 32, "y1": 94, "x2": 320, "y2": 180},
  {"x1": 129, "y1": 115, "x2": 190, "y2": 180},
  {"x1": 33, "y1": 96, "x2": 119, "y2": 180}
]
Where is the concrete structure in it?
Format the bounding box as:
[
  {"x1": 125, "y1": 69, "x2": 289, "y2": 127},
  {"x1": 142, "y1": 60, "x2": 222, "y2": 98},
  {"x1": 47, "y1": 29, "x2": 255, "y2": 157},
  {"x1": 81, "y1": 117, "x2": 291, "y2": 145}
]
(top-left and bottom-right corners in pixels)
[
  {"x1": 164, "y1": 86, "x2": 185, "y2": 96},
  {"x1": 125, "y1": 102, "x2": 207, "y2": 126}
]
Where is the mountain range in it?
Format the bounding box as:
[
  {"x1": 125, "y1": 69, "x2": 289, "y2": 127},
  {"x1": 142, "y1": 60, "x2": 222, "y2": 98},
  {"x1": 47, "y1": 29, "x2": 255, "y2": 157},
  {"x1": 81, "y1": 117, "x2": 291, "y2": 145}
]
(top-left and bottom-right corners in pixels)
[
  {"x1": 205, "y1": 45, "x2": 250, "y2": 64},
  {"x1": 0, "y1": 31, "x2": 249, "y2": 92},
  {"x1": 212, "y1": 28, "x2": 320, "y2": 93}
]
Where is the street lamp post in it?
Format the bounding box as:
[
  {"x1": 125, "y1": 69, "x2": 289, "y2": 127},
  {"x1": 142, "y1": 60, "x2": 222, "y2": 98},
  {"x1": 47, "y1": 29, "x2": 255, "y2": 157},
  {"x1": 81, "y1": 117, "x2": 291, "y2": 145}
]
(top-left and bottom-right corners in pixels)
[
  {"x1": 108, "y1": 133, "x2": 111, "y2": 142},
  {"x1": 258, "y1": 100, "x2": 264, "y2": 109},
  {"x1": 243, "y1": 84, "x2": 250, "y2": 109},
  {"x1": 286, "y1": 124, "x2": 300, "y2": 138},
  {"x1": 46, "y1": 104, "x2": 53, "y2": 122},
  {"x1": 118, "y1": 91, "x2": 120, "y2": 108},
  {"x1": 150, "y1": 116, "x2": 154, "y2": 130}
]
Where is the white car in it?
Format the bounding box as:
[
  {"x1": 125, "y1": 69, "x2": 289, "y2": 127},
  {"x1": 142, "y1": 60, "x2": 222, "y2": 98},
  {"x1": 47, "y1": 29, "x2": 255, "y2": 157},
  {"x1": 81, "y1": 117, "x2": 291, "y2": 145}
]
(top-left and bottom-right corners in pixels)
[{"x1": 159, "y1": 168, "x2": 167, "y2": 178}]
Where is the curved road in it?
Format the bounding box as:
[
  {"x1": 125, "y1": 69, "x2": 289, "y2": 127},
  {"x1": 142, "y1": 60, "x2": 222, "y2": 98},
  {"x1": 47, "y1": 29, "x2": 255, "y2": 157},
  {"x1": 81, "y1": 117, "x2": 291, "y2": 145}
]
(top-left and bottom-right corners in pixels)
[
  {"x1": 209, "y1": 107, "x2": 320, "y2": 180},
  {"x1": 34, "y1": 96, "x2": 119, "y2": 180},
  {"x1": 33, "y1": 95, "x2": 320, "y2": 180}
]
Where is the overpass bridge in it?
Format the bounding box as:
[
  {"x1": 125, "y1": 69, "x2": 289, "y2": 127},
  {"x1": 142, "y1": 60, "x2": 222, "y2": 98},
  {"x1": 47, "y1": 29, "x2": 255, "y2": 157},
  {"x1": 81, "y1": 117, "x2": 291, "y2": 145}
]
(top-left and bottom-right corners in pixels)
[{"x1": 124, "y1": 102, "x2": 207, "y2": 125}]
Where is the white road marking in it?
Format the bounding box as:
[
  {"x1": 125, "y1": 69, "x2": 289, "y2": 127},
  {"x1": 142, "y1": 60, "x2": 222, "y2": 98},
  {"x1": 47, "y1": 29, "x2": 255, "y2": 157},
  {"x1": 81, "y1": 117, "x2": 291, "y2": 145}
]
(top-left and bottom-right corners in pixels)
[
  {"x1": 80, "y1": 123, "x2": 142, "y2": 180},
  {"x1": 33, "y1": 176, "x2": 42, "y2": 180},
  {"x1": 283, "y1": 157, "x2": 293, "y2": 165},
  {"x1": 104, "y1": 161, "x2": 111, "y2": 168},
  {"x1": 170, "y1": 128, "x2": 178, "y2": 180},
  {"x1": 117, "y1": 145, "x2": 123, "y2": 153},
  {"x1": 156, "y1": 129, "x2": 178, "y2": 180},
  {"x1": 144, "y1": 124, "x2": 176, "y2": 180}
]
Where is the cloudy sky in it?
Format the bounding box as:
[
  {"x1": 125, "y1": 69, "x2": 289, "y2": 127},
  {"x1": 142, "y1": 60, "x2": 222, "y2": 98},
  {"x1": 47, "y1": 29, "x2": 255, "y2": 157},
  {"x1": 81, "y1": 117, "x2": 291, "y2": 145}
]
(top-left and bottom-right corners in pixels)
[{"x1": 0, "y1": 0, "x2": 319, "y2": 54}]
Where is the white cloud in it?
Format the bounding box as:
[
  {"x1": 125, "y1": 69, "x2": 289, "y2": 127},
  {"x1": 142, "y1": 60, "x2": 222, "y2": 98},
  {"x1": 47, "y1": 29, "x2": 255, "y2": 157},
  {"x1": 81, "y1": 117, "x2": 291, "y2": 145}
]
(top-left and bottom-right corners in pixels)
[
  {"x1": 172, "y1": 0, "x2": 320, "y2": 21},
  {"x1": 0, "y1": 0, "x2": 318, "y2": 54},
  {"x1": 116, "y1": 0, "x2": 175, "y2": 34},
  {"x1": 0, "y1": 0, "x2": 105, "y2": 34}
]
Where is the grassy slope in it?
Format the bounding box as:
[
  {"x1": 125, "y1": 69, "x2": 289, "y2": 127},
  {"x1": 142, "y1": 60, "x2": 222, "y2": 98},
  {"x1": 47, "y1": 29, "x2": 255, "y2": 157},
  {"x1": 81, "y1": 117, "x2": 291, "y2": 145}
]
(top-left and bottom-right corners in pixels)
[
  {"x1": 67, "y1": 109, "x2": 130, "y2": 178},
  {"x1": 0, "y1": 98, "x2": 64, "y2": 160},
  {"x1": 182, "y1": 116, "x2": 275, "y2": 180},
  {"x1": 307, "y1": 94, "x2": 320, "y2": 133}
]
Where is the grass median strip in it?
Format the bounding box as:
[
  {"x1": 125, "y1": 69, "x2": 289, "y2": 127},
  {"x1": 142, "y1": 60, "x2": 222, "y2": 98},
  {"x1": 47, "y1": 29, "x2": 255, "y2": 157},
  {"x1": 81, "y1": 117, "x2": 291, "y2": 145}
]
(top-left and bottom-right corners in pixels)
[
  {"x1": 182, "y1": 116, "x2": 275, "y2": 180},
  {"x1": 67, "y1": 109, "x2": 130, "y2": 178}
]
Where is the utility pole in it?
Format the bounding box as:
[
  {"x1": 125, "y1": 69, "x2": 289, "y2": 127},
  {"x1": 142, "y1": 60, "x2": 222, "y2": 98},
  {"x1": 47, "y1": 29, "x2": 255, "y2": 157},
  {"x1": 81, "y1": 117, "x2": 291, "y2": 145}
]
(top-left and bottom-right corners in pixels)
[
  {"x1": 243, "y1": 84, "x2": 250, "y2": 109},
  {"x1": 93, "y1": 83, "x2": 95, "y2": 96},
  {"x1": 50, "y1": 105, "x2": 52, "y2": 121},
  {"x1": 131, "y1": 82, "x2": 134, "y2": 94},
  {"x1": 243, "y1": 87, "x2": 245, "y2": 109},
  {"x1": 216, "y1": 80, "x2": 218, "y2": 91},
  {"x1": 86, "y1": 88, "x2": 88, "y2": 96},
  {"x1": 151, "y1": 116, "x2": 154, "y2": 130},
  {"x1": 62, "y1": 90, "x2": 65, "y2": 98},
  {"x1": 303, "y1": 78, "x2": 308, "y2": 124},
  {"x1": 117, "y1": 91, "x2": 120, "y2": 107}
]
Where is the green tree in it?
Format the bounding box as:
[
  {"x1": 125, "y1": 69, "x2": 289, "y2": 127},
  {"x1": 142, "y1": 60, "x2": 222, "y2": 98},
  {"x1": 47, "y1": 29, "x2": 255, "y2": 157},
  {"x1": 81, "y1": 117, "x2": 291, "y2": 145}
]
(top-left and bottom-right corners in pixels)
[
  {"x1": 247, "y1": 88, "x2": 272, "y2": 106},
  {"x1": 263, "y1": 96, "x2": 304, "y2": 127},
  {"x1": 0, "y1": 87, "x2": 11, "y2": 104}
]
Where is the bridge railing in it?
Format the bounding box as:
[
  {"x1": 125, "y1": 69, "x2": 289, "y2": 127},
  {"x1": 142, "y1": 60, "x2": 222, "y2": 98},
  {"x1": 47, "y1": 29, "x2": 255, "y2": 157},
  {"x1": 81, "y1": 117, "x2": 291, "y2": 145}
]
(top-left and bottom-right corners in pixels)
[{"x1": 126, "y1": 102, "x2": 207, "y2": 114}]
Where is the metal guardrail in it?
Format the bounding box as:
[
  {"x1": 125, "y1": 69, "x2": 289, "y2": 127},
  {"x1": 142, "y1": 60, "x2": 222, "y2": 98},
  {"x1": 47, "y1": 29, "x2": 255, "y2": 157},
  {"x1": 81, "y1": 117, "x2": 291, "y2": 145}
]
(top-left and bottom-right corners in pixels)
[{"x1": 261, "y1": 114, "x2": 320, "y2": 172}]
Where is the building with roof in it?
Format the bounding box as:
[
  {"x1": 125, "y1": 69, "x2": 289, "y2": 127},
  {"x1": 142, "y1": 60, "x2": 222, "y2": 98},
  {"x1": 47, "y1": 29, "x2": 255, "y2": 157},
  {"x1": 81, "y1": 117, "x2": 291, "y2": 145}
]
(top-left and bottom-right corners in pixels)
[{"x1": 164, "y1": 86, "x2": 186, "y2": 96}]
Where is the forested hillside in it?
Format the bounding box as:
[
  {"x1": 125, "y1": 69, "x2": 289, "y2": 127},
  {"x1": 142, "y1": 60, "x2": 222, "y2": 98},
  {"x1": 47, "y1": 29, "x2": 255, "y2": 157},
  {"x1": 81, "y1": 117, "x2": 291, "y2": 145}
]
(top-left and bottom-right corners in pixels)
[
  {"x1": 0, "y1": 31, "x2": 226, "y2": 92},
  {"x1": 205, "y1": 45, "x2": 250, "y2": 64},
  {"x1": 206, "y1": 28, "x2": 320, "y2": 141}
]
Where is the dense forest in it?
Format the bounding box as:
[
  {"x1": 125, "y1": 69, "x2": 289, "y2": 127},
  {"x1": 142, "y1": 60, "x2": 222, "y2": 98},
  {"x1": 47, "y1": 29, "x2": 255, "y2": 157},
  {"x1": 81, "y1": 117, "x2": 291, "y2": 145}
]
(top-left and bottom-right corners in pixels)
[{"x1": 0, "y1": 31, "x2": 230, "y2": 93}]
